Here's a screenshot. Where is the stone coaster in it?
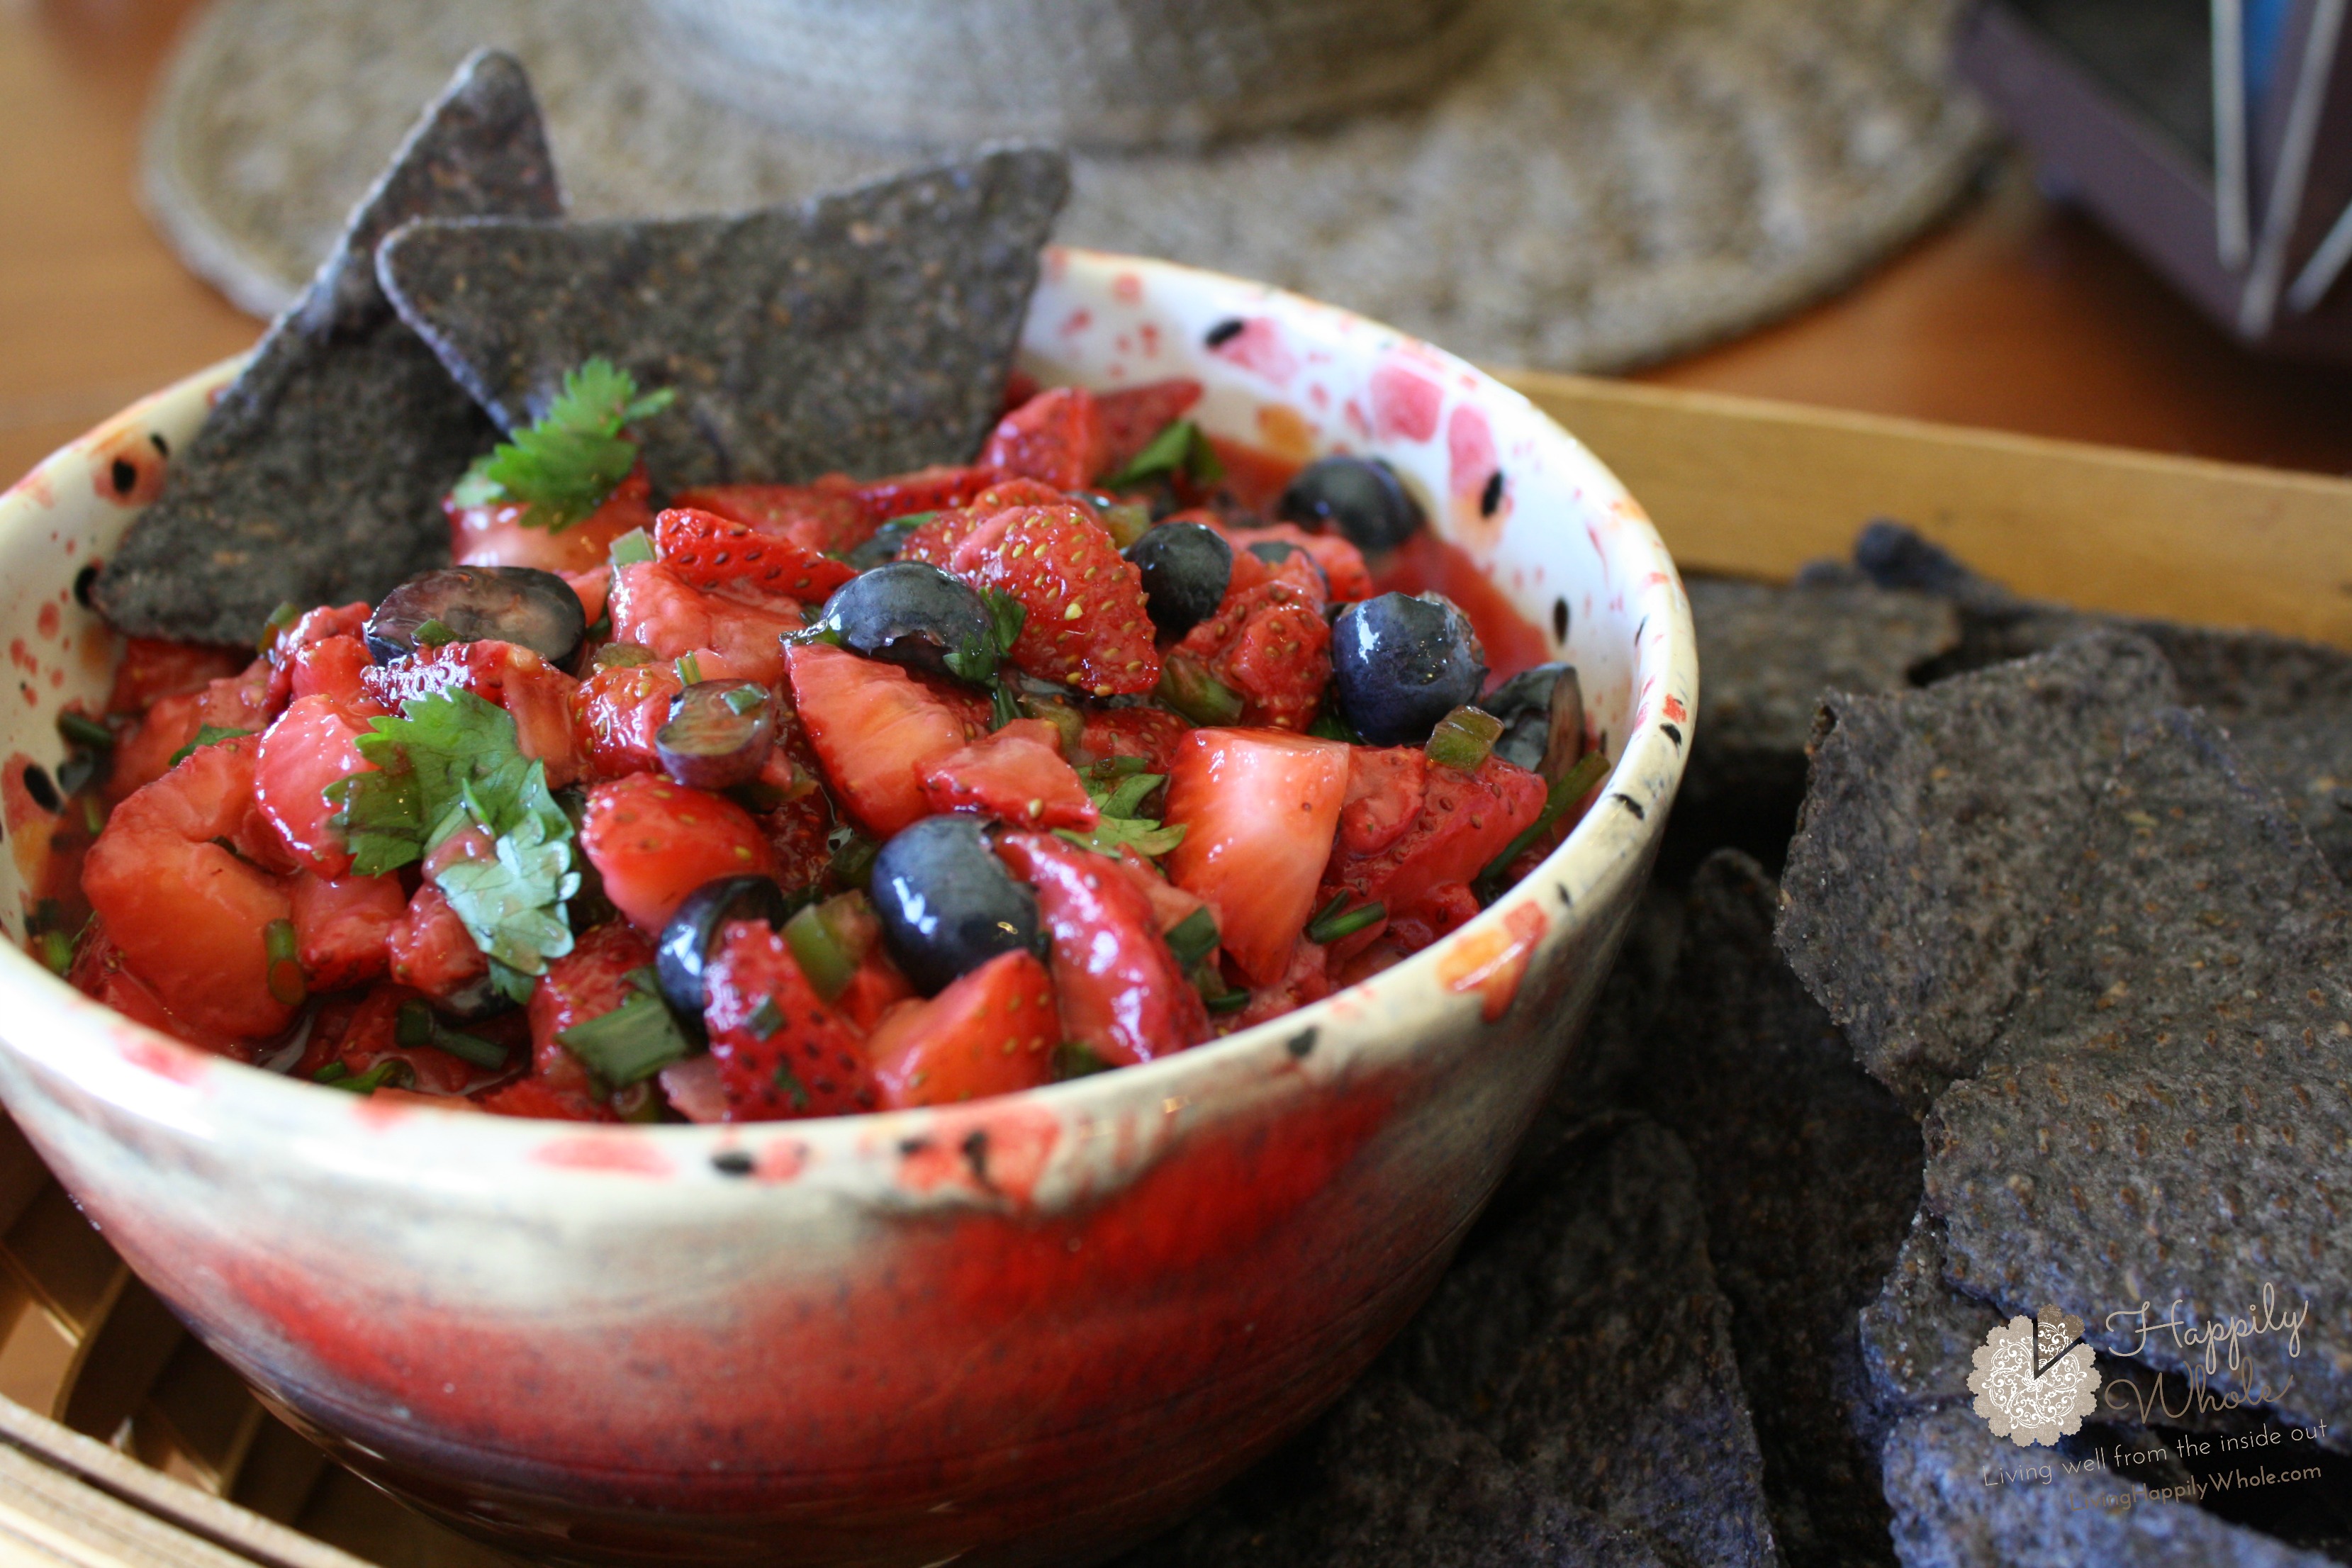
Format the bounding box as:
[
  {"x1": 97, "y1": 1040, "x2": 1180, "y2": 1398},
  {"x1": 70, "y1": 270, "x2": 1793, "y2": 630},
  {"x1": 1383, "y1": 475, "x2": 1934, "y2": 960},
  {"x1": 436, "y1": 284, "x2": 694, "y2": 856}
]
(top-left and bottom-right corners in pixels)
[{"x1": 142, "y1": 0, "x2": 1992, "y2": 371}]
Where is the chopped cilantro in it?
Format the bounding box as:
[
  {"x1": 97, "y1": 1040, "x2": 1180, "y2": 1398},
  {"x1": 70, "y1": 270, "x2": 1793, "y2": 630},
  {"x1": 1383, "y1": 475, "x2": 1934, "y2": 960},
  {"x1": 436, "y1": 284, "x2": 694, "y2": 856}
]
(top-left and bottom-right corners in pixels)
[
  {"x1": 326, "y1": 689, "x2": 580, "y2": 988},
  {"x1": 1055, "y1": 815, "x2": 1186, "y2": 860},
  {"x1": 557, "y1": 970, "x2": 690, "y2": 1087},
  {"x1": 169, "y1": 724, "x2": 254, "y2": 767},
  {"x1": 1106, "y1": 419, "x2": 1224, "y2": 489},
  {"x1": 1089, "y1": 771, "x2": 1163, "y2": 819},
  {"x1": 451, "y1": 359, "x2": 675, "y2": 532},
  {"x1": 1307, "y1": 710, "x2": 1362, "y2": 744},
  {"x1": 943, "y1": 586, "x2": 1028, "y2": 696}
]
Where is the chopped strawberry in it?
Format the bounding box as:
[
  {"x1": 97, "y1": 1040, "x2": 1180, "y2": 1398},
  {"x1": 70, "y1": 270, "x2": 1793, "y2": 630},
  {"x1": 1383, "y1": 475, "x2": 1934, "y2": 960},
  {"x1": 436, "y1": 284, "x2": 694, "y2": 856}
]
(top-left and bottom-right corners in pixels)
[
  {"x1": 360, "y1": 639, "x2": 586, "y2": 788},
  {"x1": 1338, "y1": 746, "x2": 1427, "y2": 856},
  {"x1": 1228, "y1": 939, "x2": 1334, "y2": 1031},
  {"x1": 833, "y1": 944, "x2": 917, "y2": 1032},
  {"x1": 449, "y1": 462, "x2": 655, "y2": 574},
  {"x1": 850, "y1": 464, "x2": 1013, "y2": 524},
  {"x1": 571, "y1": 658, "x2": 685, "y2": 779},
  {"x1": 1111, "y1": 848, "x2": 1211, "y2": 937},
  {"x1": 869, "y1": 950, "x2": 1058, "y2": 1107},
  {"x1": 476, "y1": 1079, "x2": 614, "y2": 1122},
  {"x1": 262, "y1": 602, "x2": 371, "y2": 707},
  {"x1": 1096, "y1": 379, "x2": 1205, "y2": 474},
  {"x1": 669, "y1": 477, "x2": 869, "y2": 555},
  {"x1": 954, "y1": 506, "x2": 1160, "y2": 695},
  {"x1": 1316, "y1": 754, "x2": 1547, "y2": 960},
  {"x1": 1160, "y1": 727, "x2": 1349, "y2": 987},
  {"x1": 386, "y1": 883, "x2": 491, "y2": 1004},
  {"x1": 897, "y1": 478, "x2": 1082, "y2": 569},
  {"x1": 255, "y1": 694, "x2": 377, "y2": 876},
  {"x1": 301, "y1": 983, "x2": 505, "y2": 1096},
  {"x1": 996, "y1": 830, "x2": 1208, "y2": 1067},
  {"x1": 656, "y1": 1053, "x2": 727, "y2": 1123},
  {"x1": 756, "y1": 788, "x2": 835, "y2": 893},
  {"x1": 82, "y1": 734, "x2": 296, "y2": 1041},
  {"x1": 980, "y1": 386, "x2": 1109, "y2": 490},
  {"x1": 921, "y1": 719, "x2": 1097, "y2": 829},
  {"x1": 1174, "y1": 549, "x2": 1331, "y2": 730},
  {"x1": 654, "y1": 506, "x2": 858, "y2": 602},
  {"x1": 108, "y1": 656, "x2": 277, "y2": 804},
  {"x1": 606, "y1": 560, "x2": 802, "y2": 686},
  {"x1": 1076, "y1": 705, "x2": 1192, "y2": 773},
  {"x1": 525, "y1": 920, "x2": 657, "y2": 1115},
  {"x1": 784, "y1": 640, "x2": 974, "y2": 836},
  {"x1": 288, "y1": 634, "x2": 376, "y2": 709},
  {"x1": 106, "y1": 638, "x2": 247, "y2": 717},
  {"x1": 579, "y1": 773, "x2": 778, "y2": 934},
  {"x1": 564, "y1": 566, "x2": 612, "y2": 629},
  {"x1": 1209, "y1": 519, "x2": 1374, "y2": 603},
  {"x1": 702, "y1": 920, "x2": 878, "y2": 1119},
  {"x1": 67, "y1": 919, "x2": 258, "y2": 1060},
  {"x1": 288, "y1": 870, "x2": 405, "y2": 992}
]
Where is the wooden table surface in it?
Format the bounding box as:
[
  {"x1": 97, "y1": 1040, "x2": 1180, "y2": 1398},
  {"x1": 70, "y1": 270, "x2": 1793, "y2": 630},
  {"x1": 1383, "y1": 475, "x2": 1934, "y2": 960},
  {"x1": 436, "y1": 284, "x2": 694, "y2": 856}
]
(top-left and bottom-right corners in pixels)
[{"x1": 7, "y1": 0, "x2": 2352, "y2": 494}]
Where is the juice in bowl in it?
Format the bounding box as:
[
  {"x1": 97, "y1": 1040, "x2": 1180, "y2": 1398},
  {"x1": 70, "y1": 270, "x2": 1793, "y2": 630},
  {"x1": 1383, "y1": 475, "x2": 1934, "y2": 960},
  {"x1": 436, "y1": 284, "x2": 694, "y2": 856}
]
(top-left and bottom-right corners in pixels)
[{"x1": 0, "y1": 58, "x2": 1693, "y2": 1567}]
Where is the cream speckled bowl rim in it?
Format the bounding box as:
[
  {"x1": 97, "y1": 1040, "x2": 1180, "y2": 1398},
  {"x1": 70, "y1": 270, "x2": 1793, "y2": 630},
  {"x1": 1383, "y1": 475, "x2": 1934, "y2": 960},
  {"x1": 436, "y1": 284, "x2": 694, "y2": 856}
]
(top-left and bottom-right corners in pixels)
[{"x1": 0, "y1": 249, "x2": 1696, "y2": 1213}]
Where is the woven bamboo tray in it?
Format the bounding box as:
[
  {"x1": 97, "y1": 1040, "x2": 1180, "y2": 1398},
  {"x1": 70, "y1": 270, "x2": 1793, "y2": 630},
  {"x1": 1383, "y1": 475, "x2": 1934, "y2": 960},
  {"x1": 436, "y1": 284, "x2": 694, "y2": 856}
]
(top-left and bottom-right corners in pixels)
[{"x1": 3, "y1": 371, "x2": 2348, "y2": 1565}]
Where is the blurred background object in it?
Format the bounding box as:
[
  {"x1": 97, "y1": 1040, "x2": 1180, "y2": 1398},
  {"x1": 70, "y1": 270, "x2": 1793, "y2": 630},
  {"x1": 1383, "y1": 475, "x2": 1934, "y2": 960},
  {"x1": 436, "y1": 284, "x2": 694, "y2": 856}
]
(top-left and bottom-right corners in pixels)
[
  {"x1": 5, "y1": 0, "x2": 2352, "y2": 496},
  {"x1": 1958, "y1": 0, "x2": 2352, "y2": 362}
]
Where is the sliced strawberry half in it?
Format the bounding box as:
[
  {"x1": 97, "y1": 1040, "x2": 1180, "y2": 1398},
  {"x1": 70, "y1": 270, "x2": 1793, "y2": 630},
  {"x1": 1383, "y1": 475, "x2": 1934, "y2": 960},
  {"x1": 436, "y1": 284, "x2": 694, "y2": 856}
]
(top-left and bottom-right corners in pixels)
[
  {"x1": 851, "y1": 464, "x2": 1013, "y2": 524},
  {"x1": 869, "y1": 948, "x2": 1059, "y2": 1108},
  {"x1": 669, "y1": 477, "x2": 870, "y2": 555},
  {"x1": 702, "y1": 920, "x2": 878, "y2": 1119},
  {"x1": 606, "y1": 561, "x2": 802, "y2": 687},
  {"x1": 961, "y1": 507, "x2": 1160, "y2": 695},
  {"x1": 256, "y1": 693, "x2": 377, "y2": 878},
  {"x1": 783, "y1": 640, "x2": 975, "y2": 836},
  {"x1": 579, "y1": 773, "x2": 778, "y2": 934},
  {"x1": 1076, "y1": 705, "x2": 1194, "y2": 773},
  {"x1": 654, "y1": 506, "x2": 858, "y2": 601},
  {"x1": 921, "y1": 719, "x2": 1097, "y2": 830},
  {"x1": 1160, "y1": 727, "x2": 1349, "y2": 987},
  {"x1": 997, "y1": 830, "x2": 1208, "y2": 1066},
  {"x1": 1174, "y1": 549, "x2": 1332, "y2": 731},
  {"x1": 1097, "y1": 379, "x2": 1204, "y2": 474},
  {"x1": 287, "y1": 870, "x2": 404, "y2": 993},
  {"x1": 571, "y1": 659, "x2": 685, "y2": 780},
  {"x1": 1316, "y1": 754, "x2": 1547, "y2": 960},
  {"x1": 980, "y1": 386, "x2": 1109, "y2": 490}
]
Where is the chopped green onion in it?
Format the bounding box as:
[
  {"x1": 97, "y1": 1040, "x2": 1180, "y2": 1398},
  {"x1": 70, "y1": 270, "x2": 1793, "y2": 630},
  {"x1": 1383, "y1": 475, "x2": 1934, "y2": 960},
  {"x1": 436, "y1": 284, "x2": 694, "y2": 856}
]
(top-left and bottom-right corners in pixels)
[
  {"x1": 1305, "y1": 897, "x2": 1386, "y2": 946},
  {"x1": 323, "y1": 1059, "x2": 415, "y2": 1094},
  {"x1": 773, "y1": 1060, "x2": 812, "y2": 1111},
  {"x1": 1052, "y1": 1041, "x2": 1112, "y2": 1081},
  {"x1": 675, "y1": 651, "x2": 704, "y2": 687},
  {"x1": 609, "y1": 527, "x2": 655, "y2": 567},
  {"x1": 430, "y1": 1027, "x2": 508, "y2": 1070},
  {"x1": 720, "y1": 684, "x2": 766, "y2": 716},
  {"x1": 412, "y1": 617, "x2": 457, "y2": 648},
  {"x1": 746, "y1": 995, "x2": 785, "y2": 1040},
  {"x1": 1102, "y1": 502, "x2": 1153, "y2": 550},
  {"x1": 1426, "y1": 705, "x2": 1504, "y2": 771},
  {"x1": 784, "y1": 902, "x2": 857, "y2": 1000},
  {"x1": 1204, "y1": 990, "x2": 1252, "y2": 1015},
  {"x1": 79, "y1": 796, "x2": 103, "y2": 838},
  {"x1": 593, "y1": 643, "x2": 655, "y2": 670},
  {"x1": 169, "y1": 725, "x2": 254, "y2": 767},
  {"x1": 1106, "y1": 419, "x2": 1225, "y2": 489},
  {"x1": 395, "y1": 998, "x2": 436, "y2": 1049},
  {"x1": 885, "y1": 510, "x2": 937, "y2": 531},
  {"x1": 1307, "y1": 710, "x2": 1361, "y2": 744},
  {"x1": 557, "y1": 987, "x2": 690, "y2": 1087},
  {"x1": 1155, "y1": 654, "x2": 1244, "y2": 726},
  {"x1": 256, "y1": 601, "x2": 301, "y2": 654},
  {"x1": 263, "y1": 919, "x2": 306, "y2": 1007},
  {"x1": 57, "y1": 712, "x2": 113, "y2": 752},
  {"x1": 1164, "y1": 907, "x2": 1219, "y2": 970},
  {"x1": 1473, "y1": 749, "x2": 1612, "y2": 903},
  {"x1": 37, "y1": 929, "x2": 74, "y2": 975},
  {"x1": 313, "y1": 1062, "x2": 351, "y2": 1085}
]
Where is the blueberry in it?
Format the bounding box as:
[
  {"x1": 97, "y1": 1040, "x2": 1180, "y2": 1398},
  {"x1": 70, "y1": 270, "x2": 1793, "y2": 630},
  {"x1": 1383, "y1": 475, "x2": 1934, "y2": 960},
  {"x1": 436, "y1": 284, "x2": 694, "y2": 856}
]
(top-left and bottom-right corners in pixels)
[
  {"x1": 1330, "y1": 592, "x2": 1489, "y2": 747},
  {"x1": 1484, "y1": 661, "x2": 1583, "y2": 775},
  {"x1": 367, "y1": 566, "x2": 586, "y2": 668},
  {"x1": 656, "y1": 681, "x2": 775, "y2": 792},
  {"x1": 814, "y1": 561, "x2": 995, "y2": 683},
  {"x1": 1123, "y1": 522, "x2": 1231, "y2": 640},
  {"x1": 870, "y1": 815, "x2": 1041, "y2": 995},
  {"x1": 1275, "y1": 456, "x2": 1424, "y2": 554},
  {"x1": 656, "y1": 875, "x2": 791, "y2": 1017}
]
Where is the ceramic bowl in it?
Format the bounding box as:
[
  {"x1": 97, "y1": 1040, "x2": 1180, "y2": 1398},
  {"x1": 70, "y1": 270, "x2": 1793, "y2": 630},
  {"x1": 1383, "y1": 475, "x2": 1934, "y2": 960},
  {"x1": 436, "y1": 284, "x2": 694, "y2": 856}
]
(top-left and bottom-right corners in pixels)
[{"x1": 0, "y1": 250, "x2": 1694, "y2": 1566}]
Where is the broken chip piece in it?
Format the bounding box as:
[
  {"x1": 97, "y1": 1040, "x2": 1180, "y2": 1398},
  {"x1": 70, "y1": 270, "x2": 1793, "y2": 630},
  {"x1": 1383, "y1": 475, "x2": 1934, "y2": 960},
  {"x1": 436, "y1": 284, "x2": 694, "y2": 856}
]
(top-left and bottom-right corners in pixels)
[
  {"x1": 376, "y1": 147, "x2": 1072, "y2": 495},
  {"x1": 93, "y1": 50, "x2": 563, "y2": 645}
]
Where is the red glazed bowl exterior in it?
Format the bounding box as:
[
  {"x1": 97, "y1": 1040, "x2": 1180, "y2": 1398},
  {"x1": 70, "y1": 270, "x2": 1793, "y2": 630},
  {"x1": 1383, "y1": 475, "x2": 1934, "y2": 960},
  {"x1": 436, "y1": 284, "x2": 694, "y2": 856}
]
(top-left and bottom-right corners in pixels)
[{"x1": 0, "y1": 250, "x2": 1696, "y2": 1565}]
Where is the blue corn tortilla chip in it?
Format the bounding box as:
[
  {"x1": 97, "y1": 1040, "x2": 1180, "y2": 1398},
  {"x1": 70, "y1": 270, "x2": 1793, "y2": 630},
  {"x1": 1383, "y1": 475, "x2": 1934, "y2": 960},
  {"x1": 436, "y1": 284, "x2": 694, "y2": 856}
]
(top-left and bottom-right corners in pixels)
[
  {"x1": 376, "y1": 148, "x2": 1070, "y2": 494},
  {"x1": 93, "y1": 50, "x2": 561, "y2": 644},
  {"x1": 1777, "y1": 631, "x2": 2180, "y2": 1113},
  {"x1": 1637, "y1": 849, "x2": 1924, "y2": 1566}
]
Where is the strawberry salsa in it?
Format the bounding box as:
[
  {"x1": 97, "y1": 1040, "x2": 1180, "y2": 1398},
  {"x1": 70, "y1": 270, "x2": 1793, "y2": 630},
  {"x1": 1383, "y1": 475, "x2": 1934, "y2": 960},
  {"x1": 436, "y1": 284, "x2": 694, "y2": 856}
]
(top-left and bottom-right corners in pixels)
[{"x1": 49, "y1": 366, "x2": 1606, "y2": 1123}]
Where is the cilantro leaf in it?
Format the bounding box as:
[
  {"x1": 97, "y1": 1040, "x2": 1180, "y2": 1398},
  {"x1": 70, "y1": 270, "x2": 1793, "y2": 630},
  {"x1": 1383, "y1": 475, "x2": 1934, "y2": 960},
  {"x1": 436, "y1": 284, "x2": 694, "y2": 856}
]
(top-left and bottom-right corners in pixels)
[
  {"x1": 1056, "y1": 815, "x2": 1187, "y2": 860},
  {"x1": 327, "y1": 689, "x2": 580, "y2": 982},
  {"x1": 943, "y1": 587, "x2": 1028, "y2": 688},
  {"x1": 450, "y1": 358, "x2": 675, "y2": 532}
]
